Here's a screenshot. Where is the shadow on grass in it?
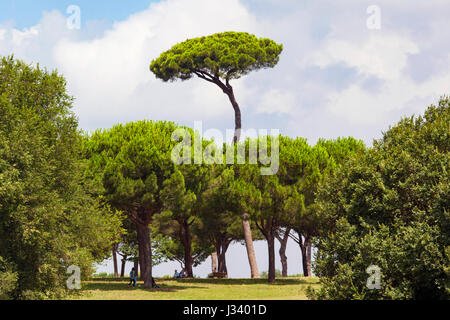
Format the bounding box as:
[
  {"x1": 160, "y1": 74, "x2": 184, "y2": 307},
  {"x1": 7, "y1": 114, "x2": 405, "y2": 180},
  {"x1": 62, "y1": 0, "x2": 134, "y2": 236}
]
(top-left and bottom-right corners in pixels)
[
  {"x1": 167, "y1": 278, "x2": 315, "y2": 286},
  {"x1": 89, "y1": 277, "x2": 316, "y2": 287},
  {"x1": 83, "y1": 281, "x2": 199, "y2": 292}
]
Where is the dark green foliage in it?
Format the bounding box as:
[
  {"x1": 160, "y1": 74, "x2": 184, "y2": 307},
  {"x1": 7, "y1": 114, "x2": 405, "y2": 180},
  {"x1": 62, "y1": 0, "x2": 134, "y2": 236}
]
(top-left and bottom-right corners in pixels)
[
  {"x1": 157, "y1": 165, "x2": 215, "y2": 275},
  {"x1": 199, "y1": 166, "x2": 250, "y2": 241},
  {"x1": 310, "y1": 97, "x2": 450, "y2": 300},
  {"x1": 260, "y1": 269, "x2": 283, "y2": 278},
  {"x1": 84, "y1": 120, "x2": 185, "y2": 215},
  {"x1": 0, "y1": 256, "x2": 17, "y2": 299},
  {"x1": 0, "y1": 56, "x2": 123, "y2": 299},
  {"x1": 84, "y1": 120, "x2": 196, "y2": 286},
  {"x1": 150, "y1": 31, "x2": 283, "y2": 82}
]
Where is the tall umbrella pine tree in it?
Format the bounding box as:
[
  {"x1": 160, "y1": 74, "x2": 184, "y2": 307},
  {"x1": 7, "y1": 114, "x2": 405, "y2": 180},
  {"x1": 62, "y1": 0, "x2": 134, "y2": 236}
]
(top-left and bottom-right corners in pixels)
[
  {"x1": 150, "y1": 31, "x2": 283, "y2": 278},
  {"x1": 85, "y1": 121, "x2": 185, "y2": 288}
]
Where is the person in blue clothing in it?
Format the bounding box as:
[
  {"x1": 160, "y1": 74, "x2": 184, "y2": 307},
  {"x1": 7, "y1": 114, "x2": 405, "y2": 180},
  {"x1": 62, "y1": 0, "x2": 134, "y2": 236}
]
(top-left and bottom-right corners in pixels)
[
  {"x1": 128, "y1": 267, "x2": 136, "y2": 287},
  {"x1": 174, "y1": 269, "x2": 180, "y2": 279}
]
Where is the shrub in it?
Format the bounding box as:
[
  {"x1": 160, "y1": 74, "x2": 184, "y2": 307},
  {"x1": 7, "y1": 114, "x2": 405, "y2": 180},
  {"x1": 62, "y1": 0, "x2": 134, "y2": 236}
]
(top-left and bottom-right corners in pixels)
[{"x1": 309, "y1": 98, "x2": 450, "y2": 300}]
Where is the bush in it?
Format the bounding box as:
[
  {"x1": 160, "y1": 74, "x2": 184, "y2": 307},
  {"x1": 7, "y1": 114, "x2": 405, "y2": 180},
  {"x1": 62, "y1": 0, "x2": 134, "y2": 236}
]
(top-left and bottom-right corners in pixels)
[
  {"x1": 309, "y1": 98, "x2": 450, "y2": 300},
  {"x1": 94, "y1": 272, "x2": 116, "y2": 279},
  {"x1": 0, "y1": 56, "x2": 124, "y2": 299},
  {"x1": 260, "y1": 270, "x2": 282, "y2": 278}
]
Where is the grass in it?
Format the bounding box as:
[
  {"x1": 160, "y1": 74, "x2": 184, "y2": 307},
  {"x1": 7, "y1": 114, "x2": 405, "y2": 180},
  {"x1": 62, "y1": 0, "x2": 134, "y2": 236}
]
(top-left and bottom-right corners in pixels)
[{"x1": 76, "y1": 277, "x2": 320, "y2": 300}]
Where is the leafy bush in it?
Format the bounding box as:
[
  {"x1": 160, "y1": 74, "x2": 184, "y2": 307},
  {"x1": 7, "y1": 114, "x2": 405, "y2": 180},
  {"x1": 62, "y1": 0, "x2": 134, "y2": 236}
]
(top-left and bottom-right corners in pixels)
[
  {"x1": 309, "y1": 97, "x2": 450, "y2": 300},
  {"x1": 260, "y1": 270, "x2": 282, "y2": 278},
  {"x1": 94, "y1": 272, "x2": 116, "y2": 279},
  {"x1": 0, "y1": 56, "x2": 124, "y2": 299}
]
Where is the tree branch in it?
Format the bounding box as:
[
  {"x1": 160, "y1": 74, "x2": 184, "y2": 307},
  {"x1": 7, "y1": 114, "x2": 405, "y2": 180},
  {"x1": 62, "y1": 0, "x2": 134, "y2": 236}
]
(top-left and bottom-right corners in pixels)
[
  {"x1": 193, "y1": 70, "x2": 215, "y2": 83},
  {"x1": 126, "y1": 210, "x2": 146, "y2": 226},
  {"x1": 194, "y1": 69, "x2": 230, "y2": 94},
  {"x1": 288, "y1": 230, "x2": 300, "y2": 244},
  {"x1": 193, "y1": 253, "x2": 202, "y2": 262},
  {"x1": 255, "y1": 220, "x2": 263, "y2": 233}
]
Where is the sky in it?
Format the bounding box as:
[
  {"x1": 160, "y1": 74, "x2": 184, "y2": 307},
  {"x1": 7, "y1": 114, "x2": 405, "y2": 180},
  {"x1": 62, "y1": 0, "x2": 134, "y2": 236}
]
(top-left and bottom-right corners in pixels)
[{"x1": 1, "y1": 0, "x2": 449, "y2": 278}]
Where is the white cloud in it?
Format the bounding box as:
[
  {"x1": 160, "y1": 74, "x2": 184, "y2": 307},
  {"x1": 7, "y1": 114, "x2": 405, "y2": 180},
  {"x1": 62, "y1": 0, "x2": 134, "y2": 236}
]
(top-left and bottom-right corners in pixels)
[
  {"x1": 11, "y1": 26, "x2": 40, "y2": 46},
  {"x1": 326, "y1": 70, "x2": 450, "y2": 125},
  {"x1": 0, "y1": 0, "x2": 448, "y2": 145},
  {"x1": 1, "y1": 0, "x2": 449, "y2": 278},
  {"x1": 257, "y1": 89, "x2": 295, "y2": 114},
  {"x1": 303, "y1": 30, "x2": 449, "y2": 125},
  {"x1": 51, "y1": 0, "x2": 258, "y2": 128},
  {"x1": 309, "y1": 34, "x2": 419, "y2": 81}
]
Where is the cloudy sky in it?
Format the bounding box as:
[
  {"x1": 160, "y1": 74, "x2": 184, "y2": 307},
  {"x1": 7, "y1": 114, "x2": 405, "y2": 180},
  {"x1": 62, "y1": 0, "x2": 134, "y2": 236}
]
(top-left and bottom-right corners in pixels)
[{"x1": 1, "y1": 0, "x2": 449, "y2": 277}]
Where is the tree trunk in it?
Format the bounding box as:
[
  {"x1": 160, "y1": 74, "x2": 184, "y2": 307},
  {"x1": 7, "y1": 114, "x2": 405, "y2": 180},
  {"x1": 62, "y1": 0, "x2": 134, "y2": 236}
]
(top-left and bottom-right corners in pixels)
[
  {"x1": 225, "y1": 86, "x2": 259, "y2": 279},
  {"x1": 226, "y1": 89, "x2": 242, "y2": 144},
  {"x1": 183, "y1": 220, "x2": 194, "y2": 278},
  {"x1": 305, "y1": 236, "x2": 312, "y2": 277},
  {"x1": 136, "y1": 223, "x2": 153, "y2": 288},
  {"x1": 134, "y1": 259, "x2": 139, "y2": 278},
  {"x1": 280, "y1": 249, "x2": 288, "y2": 278},
  {"x1": 298, "y1": 233, "x2": 313, "y2": 277},
  {"x1": 220, "y1": 241, "x2": 230, "y2": 274},
  {"x1": 300, "y1": 245, "x2": 307, "y2": 277},
  {"x1": 267, "y1": 232, "x2": 276, "y2": 283},
  {"x1": 297, "y1": 234, "x2": 307, "y2": 277},
  {"x1": 112, "y1": 245, "x2": 119, "y2": 278},
  {"x1": 276, "y1": 228, "x2": 291, "y2": 278},
  {"x1": 242, "y1": 214, "x2": 259, "y2": 278},
  {"x1": 216, "y1": 243, "x2": 223, "y2": 274},
  {"x1": 211, "y1": 252, "x2": 217, "y2": 273},
  {"x1": 219, "y1": 249, "x2": 228, "y2": 274},
  {"x1": 120, "y1": 256, "x2": 126, "y2": 278}
]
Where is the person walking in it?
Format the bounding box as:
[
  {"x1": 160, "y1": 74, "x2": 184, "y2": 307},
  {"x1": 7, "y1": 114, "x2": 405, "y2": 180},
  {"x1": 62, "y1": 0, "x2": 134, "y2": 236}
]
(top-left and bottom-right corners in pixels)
[{"x1": 128, "y1": 267, "x2": 136, "y2": 287}]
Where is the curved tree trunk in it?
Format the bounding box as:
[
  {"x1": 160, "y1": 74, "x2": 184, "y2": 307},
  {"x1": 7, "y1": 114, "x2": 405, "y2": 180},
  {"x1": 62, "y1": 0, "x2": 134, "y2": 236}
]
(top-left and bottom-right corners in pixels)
[
  {"x1": 231, "y1": 88, "x2": 259, "y2": 278},
  {"x1": 204, "y1": 77, "x2": 259, "y2": 279},
  {"x1": 227, "y1": 89, "x2": 242, "y2": 144},
  {"x1": 276, "y1": 228, "x2": 291, "y2": 278},
  {"x1": 242, "y1": 214, "x2": 259, "y2": 278},
  {"x1": 228, "y1": 87, "x2": 258, "y2": 278}
]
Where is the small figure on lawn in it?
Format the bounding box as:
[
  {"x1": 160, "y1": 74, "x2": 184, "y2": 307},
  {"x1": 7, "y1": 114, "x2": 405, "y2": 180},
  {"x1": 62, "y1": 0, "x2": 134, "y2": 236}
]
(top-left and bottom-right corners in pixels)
[{"x1": 128, "y1": 267, "x2": 136, "y2": 287}]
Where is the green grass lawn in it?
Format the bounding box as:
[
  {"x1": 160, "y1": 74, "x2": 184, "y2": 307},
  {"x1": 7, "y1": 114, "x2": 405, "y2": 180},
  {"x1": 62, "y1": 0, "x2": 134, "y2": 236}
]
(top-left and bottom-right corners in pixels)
[{"x1": 76, "y1": 277, "x2": 320, "y2": 300}]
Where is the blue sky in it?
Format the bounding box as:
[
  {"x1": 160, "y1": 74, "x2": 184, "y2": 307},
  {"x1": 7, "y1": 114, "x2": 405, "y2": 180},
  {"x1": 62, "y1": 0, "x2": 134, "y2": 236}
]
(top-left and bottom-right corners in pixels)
[
  {"x1": 0, "y1": 0, "x2": 157, "y2": 29},
  {"x1": 1, "y1": 0, "x2": 449, "y2": 278}
]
